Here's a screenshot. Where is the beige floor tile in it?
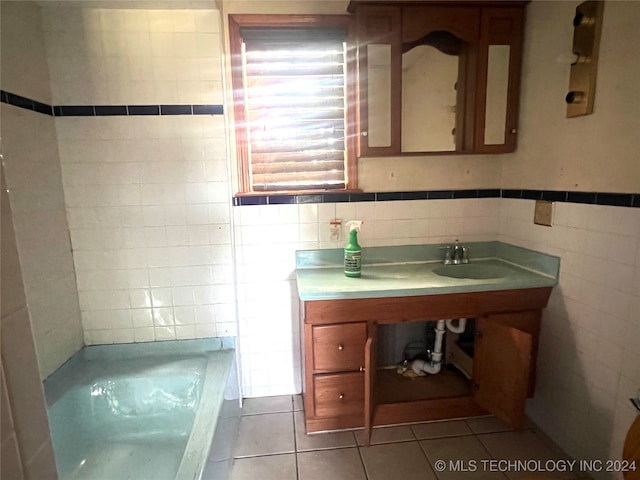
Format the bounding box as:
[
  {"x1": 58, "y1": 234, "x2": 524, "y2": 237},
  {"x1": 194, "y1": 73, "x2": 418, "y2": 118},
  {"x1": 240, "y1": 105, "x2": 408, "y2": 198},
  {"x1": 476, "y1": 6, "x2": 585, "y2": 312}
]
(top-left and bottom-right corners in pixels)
[
  {"x1": 241, "y1": 395, "x2": 293, "y2": 415},
  {"x1": 420, "y1": 435, "x2": 507, "y2": 480},
  {"x1": 466, "y1": 416, "x2": 514, "y2": 434},
  {"x1": 361, "y1": 441, "x2": 438, "y2": 480},
  {"x1": 234, "y1": 413, "x2": 295, "y2": 458},
  {"x1": 412, "y1": 419, "x2": 474, "y2": 439},
  {"x1": 528, "y1": 426, "x2": 577, "y2": 462},
  {"x1": 230, "y1": 454, "x2": 296, "y2": 480},
  {"x1": 477, "y1": 430, "x2": 576, "y2": 479},
  {"x1": 298, "y1": 448, "x2": 366, "y2": 480},
  {"x1": 354, "y1": 425, "x2": 416, "y2": 445},
  {"x1": 294, "y1": 411, "x2": 357, "y2": 451},
  {"x1": 293, "y1": 394, "x2": 303, "y2": 411},
  {"x1": 202, "y1": 459, "x2": 231, "y2": 480}
]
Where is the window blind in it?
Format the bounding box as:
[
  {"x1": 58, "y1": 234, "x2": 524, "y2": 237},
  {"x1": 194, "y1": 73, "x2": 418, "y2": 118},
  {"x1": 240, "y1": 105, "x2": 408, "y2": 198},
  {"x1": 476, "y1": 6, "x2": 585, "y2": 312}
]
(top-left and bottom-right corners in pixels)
[{"x1": 241, "y1": 28, "x2": 348, "y2": 192}]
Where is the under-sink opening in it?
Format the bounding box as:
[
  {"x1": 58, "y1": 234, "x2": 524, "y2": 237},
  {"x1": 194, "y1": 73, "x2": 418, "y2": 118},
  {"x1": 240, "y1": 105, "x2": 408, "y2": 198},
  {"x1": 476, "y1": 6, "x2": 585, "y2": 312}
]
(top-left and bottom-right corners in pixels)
[{"x1": 375, "y1": 319, "x2": 476, "y2": 405}]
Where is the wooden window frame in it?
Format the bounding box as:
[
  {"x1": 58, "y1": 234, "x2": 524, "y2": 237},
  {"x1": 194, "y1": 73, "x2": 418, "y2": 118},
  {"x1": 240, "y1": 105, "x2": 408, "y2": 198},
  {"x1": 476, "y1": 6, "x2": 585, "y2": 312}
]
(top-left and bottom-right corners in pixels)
[{"x1": 229, "y1": 14, "x2": 359, "y2": 196}]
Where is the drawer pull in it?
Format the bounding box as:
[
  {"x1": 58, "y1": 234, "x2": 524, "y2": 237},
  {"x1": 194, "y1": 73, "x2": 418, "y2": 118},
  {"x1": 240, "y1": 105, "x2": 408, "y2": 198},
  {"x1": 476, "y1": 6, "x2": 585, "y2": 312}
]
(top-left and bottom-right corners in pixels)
[
  {"x1": 339, "y1": 393, "x2": 344, "y2": 399},
  {"x1": 337, "y1": 344, "x2": 344, "y2": 351}
]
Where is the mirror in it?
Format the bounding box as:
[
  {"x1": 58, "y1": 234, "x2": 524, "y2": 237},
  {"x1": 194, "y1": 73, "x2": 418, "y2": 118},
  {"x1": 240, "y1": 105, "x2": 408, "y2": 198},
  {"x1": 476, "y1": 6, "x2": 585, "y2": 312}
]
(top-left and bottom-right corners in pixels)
[
  {"x1": 401, "y1": 44, "x2": 458, "y2": 152},
  {"x1": 484, "y1": 45, "x2": 510, "y2": 145},
  {"x1": 366, "y1": 44, "x2": 392, "y2": 148},
  {"x1": 400, "y1": 31, "x2": 466, "y2": 152}
]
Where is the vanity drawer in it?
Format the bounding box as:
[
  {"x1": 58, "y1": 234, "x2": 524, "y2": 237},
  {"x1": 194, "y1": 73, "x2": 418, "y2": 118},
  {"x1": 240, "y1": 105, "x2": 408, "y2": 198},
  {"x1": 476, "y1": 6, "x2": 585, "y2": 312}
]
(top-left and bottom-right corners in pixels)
[
  {"x1": 312, "y1": 323, "x2": 367, "y2": 372},
  {"x1": 313, "y1": 372, "x2": 364, "y2": 418}
]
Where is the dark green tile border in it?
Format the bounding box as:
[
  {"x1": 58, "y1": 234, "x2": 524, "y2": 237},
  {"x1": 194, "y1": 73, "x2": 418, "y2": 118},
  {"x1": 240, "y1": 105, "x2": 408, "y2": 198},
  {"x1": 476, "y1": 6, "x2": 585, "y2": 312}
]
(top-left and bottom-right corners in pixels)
[
  {"x1": 234, "y1": 189, "x2": 640, "y2": 208},
  {"x1": 3, "y1": 92, "x2": 636, "y2": 209},
  {"x1": 1, "y1": 90, "x2": 223, "y2": 117}
]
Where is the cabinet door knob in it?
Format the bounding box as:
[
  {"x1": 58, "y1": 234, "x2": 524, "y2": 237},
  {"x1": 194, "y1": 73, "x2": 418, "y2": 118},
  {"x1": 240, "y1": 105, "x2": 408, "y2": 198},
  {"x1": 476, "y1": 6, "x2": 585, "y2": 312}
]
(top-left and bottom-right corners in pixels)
[
  {"x1": 359, "y1": 366, "x2": 365, "y2": 372},
  {"x1": 337, "y1": 344, "x2": 344, "y2": 351},
  {"x1": 339, "y1": 393, "x2": 344, "y2": 399},
  {"x1": 361, "y1": 131, "x2": 368, "y2": 137}
]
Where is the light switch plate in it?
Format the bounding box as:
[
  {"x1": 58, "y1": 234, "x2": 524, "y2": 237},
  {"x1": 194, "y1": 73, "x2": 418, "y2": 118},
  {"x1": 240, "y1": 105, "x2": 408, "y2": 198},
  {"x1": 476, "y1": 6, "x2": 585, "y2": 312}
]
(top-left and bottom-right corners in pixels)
[{"x1": 534, "y1": 200, "x2": 553, "y2": 226}]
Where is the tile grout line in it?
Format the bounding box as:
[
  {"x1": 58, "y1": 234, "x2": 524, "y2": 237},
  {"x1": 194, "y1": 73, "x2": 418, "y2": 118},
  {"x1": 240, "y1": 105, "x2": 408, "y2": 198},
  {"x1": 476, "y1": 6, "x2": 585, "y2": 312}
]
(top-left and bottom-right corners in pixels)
[
  {"x1": 292, "y1": 396, "x2": 300, "y2": 480},
  {"x1": 233, "y1": 451, "x2": 297, "y2": 460},
  {"x1": 416, "y1": 440, "x2": 441, "y2": 480},
  {"x1": 409, "y1": 427, "x2": 446, "y2": 480},
  {"x1": 356, "y1": 440, "x2": 371, "y2": 480}
]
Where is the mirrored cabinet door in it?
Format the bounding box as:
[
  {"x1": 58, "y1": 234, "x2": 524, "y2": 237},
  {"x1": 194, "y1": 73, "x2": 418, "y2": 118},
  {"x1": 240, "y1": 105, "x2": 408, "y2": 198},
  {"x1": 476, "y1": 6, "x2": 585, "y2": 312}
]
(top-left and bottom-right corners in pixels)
[
  {"x1": 484, "y1": 44, "x2": 511, "y2": 145},
  {"x1": 475, "y1": 6, "x2": 524, "y2": 153},
  {"x1": 400, "y1": 5, "x2": 480, "y2": 154},
  {"x1": 355, "y1": 5, "x2": 401, "y2": 157},
  {"x1": 367, "y1": 44, "x2": 393, "y2": 148}
]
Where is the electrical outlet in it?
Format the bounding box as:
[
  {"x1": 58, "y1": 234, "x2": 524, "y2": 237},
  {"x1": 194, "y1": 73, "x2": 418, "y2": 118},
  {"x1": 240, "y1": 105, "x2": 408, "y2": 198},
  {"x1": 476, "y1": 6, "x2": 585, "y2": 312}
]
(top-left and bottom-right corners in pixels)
[
  {"x1": 534, "y1": 200, "x2": 553, "y2": 226},
  {"x1": 329, "y1": 219, "x2": 342, "y2": 241}
]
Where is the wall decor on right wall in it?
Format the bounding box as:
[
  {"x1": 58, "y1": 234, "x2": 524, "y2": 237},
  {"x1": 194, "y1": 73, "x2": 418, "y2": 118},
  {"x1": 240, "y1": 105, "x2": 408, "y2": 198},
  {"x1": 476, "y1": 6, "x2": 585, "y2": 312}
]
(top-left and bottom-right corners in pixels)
[{"x1": 566, "y1": 0, "x2": 605, "y2": 117}]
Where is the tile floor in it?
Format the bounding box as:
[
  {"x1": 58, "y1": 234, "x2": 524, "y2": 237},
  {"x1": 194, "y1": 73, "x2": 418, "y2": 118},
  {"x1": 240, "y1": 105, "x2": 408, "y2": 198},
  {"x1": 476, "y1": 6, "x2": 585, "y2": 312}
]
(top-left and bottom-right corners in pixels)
[{"x1": 229, "y1": 395, "x2": 592, "y2": 480}]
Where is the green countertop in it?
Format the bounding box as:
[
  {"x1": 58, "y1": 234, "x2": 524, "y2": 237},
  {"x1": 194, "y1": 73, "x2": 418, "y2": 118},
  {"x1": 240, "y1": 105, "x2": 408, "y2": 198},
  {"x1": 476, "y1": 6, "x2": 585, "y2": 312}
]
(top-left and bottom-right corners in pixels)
[{"x1": 295, "y1": 242, "x2": 560, "y2": 301}]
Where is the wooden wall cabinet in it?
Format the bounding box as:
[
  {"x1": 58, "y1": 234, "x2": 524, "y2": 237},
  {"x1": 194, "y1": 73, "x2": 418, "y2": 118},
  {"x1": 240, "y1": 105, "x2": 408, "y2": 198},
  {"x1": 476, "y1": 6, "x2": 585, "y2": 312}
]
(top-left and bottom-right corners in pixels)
[
  {"x1": 301, "y1": 288, "x2": 551, "y2": 444},
  {"x1": 349, "y1": 1, "x2": 527, "y2": 156}
]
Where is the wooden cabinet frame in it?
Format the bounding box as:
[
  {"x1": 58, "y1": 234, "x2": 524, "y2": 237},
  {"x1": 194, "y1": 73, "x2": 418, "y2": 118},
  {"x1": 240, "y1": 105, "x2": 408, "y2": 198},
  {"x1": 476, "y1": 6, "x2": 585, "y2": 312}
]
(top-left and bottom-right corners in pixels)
[
  {"x1": 348, "y1": 1, "x2": 528, "y2": 156},
  {"x1": 301, "y1": 287, "x2": 551, "y2": 445}
]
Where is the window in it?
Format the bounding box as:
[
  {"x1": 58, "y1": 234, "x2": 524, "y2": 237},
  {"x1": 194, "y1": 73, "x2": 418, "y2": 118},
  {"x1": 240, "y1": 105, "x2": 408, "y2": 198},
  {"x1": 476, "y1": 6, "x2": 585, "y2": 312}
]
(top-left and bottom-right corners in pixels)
[{"x1": 229, "y1": 15, "x2": 357, "y2": 194}]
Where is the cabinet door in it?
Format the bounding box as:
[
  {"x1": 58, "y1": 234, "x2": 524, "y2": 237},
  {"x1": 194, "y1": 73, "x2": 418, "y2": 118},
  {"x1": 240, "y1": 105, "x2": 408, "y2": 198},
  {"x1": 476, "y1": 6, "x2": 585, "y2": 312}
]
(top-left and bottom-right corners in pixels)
[
  {"x1": 363, "y1": 323, "x2": 377, "y2": 447},
  {"x1": 475, "y1": 6, "x2": 524, "y2": 153},
  {"x1": 355, "y1": 5, "x2": 402, "y2": 157},
  {"x1": 473, "y1": 314, "x2": 532, "y2": 429}
]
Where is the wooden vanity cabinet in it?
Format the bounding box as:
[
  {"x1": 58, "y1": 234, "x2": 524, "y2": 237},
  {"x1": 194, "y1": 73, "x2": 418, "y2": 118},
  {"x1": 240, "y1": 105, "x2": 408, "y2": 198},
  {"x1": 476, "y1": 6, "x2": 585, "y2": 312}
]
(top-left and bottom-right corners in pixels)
[
  {"x1": 349, "y1": 0, "x2": 527, "y2": 156},
  {"x1": 303, "y1": 322, "x2": 370, "y2": 432},
  {"x1": 471, "y1": 310, "x2": 541, "y2": 430},
  {"x1": 301, "y1": 288, "x2": 551, "y2": 442}
]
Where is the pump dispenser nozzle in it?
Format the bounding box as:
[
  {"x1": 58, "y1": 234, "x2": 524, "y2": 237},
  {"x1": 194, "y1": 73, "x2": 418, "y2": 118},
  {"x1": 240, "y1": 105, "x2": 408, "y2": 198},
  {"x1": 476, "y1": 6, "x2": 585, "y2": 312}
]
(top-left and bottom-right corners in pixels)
[{"x1": 346, "y1": 220, "x2": 363, "y2": 232}]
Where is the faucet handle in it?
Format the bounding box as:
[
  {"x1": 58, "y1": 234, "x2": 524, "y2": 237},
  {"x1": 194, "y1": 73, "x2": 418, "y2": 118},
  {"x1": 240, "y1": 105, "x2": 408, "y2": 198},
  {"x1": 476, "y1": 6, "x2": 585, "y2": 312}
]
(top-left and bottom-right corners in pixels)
[
  {"x1": 461, "y1": 246, "x2": 470, "y2": 264},
  {"x1": 439, "y1": 246, "x2": 453, "y2": 265}
]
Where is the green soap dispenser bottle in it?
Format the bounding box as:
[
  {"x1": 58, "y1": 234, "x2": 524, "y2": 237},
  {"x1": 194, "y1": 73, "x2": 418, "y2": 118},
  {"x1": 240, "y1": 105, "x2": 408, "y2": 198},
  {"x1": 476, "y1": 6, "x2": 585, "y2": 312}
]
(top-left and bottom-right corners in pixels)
[{"x1": 344, "y1": 221, "x2": 363, "y2": 277}]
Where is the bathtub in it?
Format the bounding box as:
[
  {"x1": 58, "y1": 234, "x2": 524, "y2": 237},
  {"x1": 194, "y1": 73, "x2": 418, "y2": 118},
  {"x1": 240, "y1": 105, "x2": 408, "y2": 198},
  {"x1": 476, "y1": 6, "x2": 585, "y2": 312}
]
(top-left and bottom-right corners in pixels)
[{"x1": 44, "y1": 339, "x2": 239, "y2": 480}]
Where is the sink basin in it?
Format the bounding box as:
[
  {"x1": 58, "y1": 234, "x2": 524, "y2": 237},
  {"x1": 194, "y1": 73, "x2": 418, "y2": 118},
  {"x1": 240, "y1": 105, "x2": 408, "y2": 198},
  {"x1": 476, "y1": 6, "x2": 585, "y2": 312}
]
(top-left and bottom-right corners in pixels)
[{"x1": 432, "y1": 263, "x2": 511, "y2": 280}]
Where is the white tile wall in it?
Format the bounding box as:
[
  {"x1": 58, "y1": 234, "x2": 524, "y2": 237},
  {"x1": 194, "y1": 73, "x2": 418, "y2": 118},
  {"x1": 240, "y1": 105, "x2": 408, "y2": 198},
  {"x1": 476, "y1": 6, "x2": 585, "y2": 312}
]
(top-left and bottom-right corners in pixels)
[
  {"x1": 2, "y1": 1, "x2": 84, "y2": 379},
  {"x1": 46, "y1": 8, "x2": 233, "y2": 346},
  {"x1": 42, "y1": 8, "x2": 222, "y2": 105},
  {"x1": 1, "y1": 1, "x2": 53, "y2": 104},
  {"x1": 499, "y1": 199, "x2": 640, "y2": 480},
  {"x1": 58, "y1": 114, "x2": 234, "y2": 346},
  {"x1": 2, "y1": 160, "x2": 58, "y2": 479},
  {"x1": 233, "y1": 198, "x2": 500, "y2": 397}
]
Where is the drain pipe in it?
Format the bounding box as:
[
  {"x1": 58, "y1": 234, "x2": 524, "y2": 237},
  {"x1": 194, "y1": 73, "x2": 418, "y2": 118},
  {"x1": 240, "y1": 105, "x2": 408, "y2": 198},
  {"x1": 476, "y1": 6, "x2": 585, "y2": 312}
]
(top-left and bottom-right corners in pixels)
[
  {"x1": 411, "y1": 318, "x2": 467, "y2": 375},
  {"x1": 445, "y1": 318, "x2": 467, "y2": 334},
  {"x1": 412, "y1": 319, "x2": 446, "y2": 375}
]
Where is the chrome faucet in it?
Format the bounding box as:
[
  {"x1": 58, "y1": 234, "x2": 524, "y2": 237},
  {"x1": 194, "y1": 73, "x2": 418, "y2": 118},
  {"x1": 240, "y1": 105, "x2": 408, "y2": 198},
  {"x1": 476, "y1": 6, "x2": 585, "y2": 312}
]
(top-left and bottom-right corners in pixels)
[{"x1": 442, "y1": 240, "x2": 469, "y2": 265}]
